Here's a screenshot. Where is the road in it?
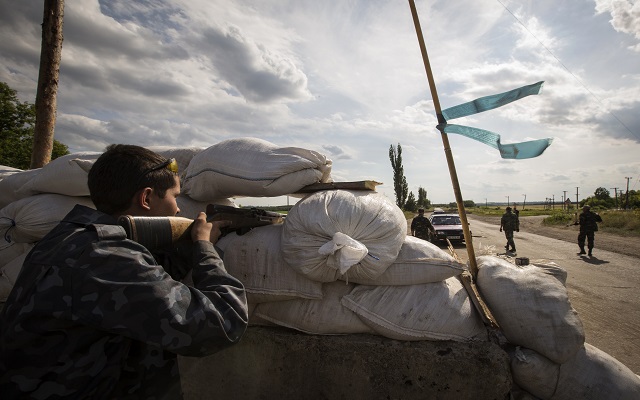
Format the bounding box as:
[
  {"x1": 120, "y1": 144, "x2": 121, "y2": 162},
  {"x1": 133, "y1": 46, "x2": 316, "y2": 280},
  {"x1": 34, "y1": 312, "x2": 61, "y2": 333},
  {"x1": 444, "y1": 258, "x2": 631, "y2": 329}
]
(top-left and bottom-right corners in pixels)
[{"x1": 443, "y1": 217, "x2": 640, "y2": 374}]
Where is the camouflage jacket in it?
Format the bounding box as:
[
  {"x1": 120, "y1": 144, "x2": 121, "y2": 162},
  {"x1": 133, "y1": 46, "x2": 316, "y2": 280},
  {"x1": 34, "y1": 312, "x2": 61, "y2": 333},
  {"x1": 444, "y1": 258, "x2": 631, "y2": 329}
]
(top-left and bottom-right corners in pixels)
[
  {"x1": 500, "y1": 211, "x2": 519, "y2": 232},
  {"x1": 0, "y1": 205, "x2": 248, "y2": 399},
  {"x1": 578, "y1": 210, "x2": 602, "y2": 232},
  {"x1": 411, "y1": 216, "x2": 434, "y2": 239}
]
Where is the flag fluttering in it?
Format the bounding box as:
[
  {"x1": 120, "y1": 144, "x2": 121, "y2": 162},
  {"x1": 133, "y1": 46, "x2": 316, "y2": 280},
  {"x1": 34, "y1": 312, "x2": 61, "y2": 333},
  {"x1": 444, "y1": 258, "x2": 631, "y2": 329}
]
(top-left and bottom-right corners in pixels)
[{"x1": 437, "y1": 81, "x2": 553, "y2": 159}]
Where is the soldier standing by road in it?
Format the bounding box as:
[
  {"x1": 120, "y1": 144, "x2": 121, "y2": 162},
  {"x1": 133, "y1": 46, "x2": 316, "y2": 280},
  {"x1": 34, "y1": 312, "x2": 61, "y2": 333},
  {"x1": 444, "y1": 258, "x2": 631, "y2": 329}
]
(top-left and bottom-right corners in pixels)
[
  {"x1": 411, "y1": 208, "x2": 436, "y2": 241},
  {"x1": 500, "y1": 206, "x2": 520, "y2": 253},
  {"x1": 576, "y1": 205, "x2": 603, "y2": 257}
]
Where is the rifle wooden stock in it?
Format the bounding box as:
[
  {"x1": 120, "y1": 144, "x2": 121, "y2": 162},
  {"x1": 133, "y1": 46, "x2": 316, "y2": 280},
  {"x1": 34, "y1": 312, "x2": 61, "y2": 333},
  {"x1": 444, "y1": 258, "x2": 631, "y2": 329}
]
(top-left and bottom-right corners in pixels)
[
  {"x1": 118, "y1": 215, "x2": 194, "y2": 250},
  {"x1": 118, "y1": 205, "x2": 284, "y2": 250}
]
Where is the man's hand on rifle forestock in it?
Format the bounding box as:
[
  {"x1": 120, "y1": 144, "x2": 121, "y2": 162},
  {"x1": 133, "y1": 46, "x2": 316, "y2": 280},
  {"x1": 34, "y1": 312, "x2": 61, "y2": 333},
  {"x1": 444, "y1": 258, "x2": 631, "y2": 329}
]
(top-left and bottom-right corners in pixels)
[{"x1": 192, "y1": 212, "x2": 232, "y2": 244}]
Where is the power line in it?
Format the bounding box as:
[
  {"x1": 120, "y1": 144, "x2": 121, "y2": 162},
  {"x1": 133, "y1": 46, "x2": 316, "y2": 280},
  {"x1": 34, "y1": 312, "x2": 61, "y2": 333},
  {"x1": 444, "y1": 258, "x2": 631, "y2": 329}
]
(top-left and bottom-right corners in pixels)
[{"x1": 495, "y1": 0, "x2": 639, "y2": 142}]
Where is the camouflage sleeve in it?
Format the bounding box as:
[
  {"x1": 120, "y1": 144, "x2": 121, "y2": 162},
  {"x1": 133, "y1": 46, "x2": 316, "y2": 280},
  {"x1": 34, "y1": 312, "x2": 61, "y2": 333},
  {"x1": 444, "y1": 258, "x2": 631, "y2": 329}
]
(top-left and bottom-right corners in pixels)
[{"x1": 70, "y1": 239, "x2": 248, "y2": 357}]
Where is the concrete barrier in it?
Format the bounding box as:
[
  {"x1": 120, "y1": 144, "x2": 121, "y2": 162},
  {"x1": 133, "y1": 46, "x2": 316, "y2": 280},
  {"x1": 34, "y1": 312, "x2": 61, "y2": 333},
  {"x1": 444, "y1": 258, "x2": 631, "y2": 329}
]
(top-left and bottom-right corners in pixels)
[{"x1": 179, "y1": 326, "x2": 512, "y2": 399}]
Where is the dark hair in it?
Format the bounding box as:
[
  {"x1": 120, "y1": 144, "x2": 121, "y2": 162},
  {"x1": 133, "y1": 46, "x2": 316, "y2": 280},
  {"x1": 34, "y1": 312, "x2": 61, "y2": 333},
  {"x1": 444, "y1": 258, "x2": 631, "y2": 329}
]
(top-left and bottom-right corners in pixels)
[
  {"x1": 88, "y1": 144, "x2": 178, "y2": 215},
  {"x1": 418, "y1": 208, "x2": 425, "y2": 213},
  {"x1": 506, "y1": 206, "x2": 512, "y2": 211}
]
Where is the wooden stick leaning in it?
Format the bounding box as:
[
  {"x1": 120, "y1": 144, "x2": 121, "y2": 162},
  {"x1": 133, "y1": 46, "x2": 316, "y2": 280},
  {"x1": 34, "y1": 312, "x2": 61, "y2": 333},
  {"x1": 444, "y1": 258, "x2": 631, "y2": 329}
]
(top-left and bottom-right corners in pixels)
[{"x1": 408, "y1": 0, "x2": 500, "y2": 330}]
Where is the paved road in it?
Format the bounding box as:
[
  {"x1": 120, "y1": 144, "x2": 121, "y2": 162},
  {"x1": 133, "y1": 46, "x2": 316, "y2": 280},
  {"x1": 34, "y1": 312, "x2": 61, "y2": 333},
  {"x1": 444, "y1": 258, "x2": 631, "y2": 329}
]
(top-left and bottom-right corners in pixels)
[{"x1": 445, "y1": 217, "x2": 640, "y2": 374}]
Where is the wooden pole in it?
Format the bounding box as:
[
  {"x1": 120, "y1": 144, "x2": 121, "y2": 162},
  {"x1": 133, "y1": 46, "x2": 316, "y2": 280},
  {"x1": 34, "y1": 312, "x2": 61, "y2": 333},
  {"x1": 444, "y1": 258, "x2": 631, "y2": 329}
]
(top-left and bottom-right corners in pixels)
[
  {"x1": 31, "y1": 0, "x2": 65, "y2": 169},
  {"x1": 408, "y1": 0, "x2": 478, "y2": 277}
]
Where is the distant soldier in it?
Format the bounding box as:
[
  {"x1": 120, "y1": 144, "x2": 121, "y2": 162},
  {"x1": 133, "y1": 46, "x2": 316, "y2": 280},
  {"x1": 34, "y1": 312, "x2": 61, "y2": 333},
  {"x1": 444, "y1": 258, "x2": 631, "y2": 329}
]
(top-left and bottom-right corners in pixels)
[
  {"x1": 500, "y1": 206, "x2": 520, "y2": 252},
  {"x1": 411, "y1": 208, "x2": 435, "y2": 241},
  {"x1": 576, "y1": 205, "x2": 602, "y2": 257}
]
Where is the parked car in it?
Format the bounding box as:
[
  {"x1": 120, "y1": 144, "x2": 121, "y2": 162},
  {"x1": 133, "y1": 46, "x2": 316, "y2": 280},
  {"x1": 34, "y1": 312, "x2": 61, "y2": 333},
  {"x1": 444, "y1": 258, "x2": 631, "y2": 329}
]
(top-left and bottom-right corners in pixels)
[{"x1": 428, "y1": 213, "x2": 469, "y2": 243}]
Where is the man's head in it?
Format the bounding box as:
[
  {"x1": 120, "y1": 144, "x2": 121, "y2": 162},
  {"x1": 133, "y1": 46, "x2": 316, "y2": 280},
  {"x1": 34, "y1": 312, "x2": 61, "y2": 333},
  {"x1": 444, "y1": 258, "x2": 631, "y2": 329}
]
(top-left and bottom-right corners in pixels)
[
  {"x1": 583, "y1": 205, "x2": 591, "y2": 212},
  {"x1": 88, "y1": 144, "x2": 180, "y2": 217},
  {"x1": 418, "y1": 208, "x2": 425, "y2": 215},
  {"x1": 506, "y1": 206, "x2": 512, "y2": 212}
]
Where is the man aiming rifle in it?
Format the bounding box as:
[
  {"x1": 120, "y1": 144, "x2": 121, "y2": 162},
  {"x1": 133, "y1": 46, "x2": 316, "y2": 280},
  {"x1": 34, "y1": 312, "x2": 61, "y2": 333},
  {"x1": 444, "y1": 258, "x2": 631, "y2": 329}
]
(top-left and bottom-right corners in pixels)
[{"x1": 0, "y1": 144, "x2": 249, "y2": 399}]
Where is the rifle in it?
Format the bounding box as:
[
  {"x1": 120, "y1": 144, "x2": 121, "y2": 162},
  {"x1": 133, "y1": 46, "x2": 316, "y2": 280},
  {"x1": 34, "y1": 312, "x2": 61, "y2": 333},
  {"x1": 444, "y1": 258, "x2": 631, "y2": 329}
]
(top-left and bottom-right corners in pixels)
[{"x1": 117, "y1": 204, "x2": 284, "y2": 251}]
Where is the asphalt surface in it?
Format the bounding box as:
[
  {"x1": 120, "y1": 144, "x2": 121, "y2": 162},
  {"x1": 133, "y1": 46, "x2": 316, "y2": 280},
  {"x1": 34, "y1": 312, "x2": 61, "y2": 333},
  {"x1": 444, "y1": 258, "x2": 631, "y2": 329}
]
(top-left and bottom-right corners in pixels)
[{"x1": 442, "y1": 217, "x2": 640, "y2": 374}]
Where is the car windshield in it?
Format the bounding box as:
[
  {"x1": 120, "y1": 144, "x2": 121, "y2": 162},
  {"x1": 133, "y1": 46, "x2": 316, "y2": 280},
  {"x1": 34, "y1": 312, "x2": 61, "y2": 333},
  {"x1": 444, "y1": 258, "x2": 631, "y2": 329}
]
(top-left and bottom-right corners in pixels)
[{"x1": 431, "y1": 216, "x2": 461, "y2": 226}]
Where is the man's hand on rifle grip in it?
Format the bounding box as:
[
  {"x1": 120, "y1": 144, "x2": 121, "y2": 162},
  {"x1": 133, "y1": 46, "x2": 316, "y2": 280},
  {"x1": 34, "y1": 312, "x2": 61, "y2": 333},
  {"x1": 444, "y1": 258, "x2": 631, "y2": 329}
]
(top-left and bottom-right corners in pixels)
[{"x1": 191, "y1": 212, "x2": 232, "y2": 244}]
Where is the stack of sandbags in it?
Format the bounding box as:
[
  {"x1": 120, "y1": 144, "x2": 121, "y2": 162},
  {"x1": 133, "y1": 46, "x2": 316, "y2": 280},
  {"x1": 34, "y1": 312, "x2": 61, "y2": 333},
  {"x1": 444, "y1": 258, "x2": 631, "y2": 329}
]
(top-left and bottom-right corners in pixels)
[
  {"x1": 239, "y1": 189, "x2": 485, "y2": 342},
  {"x1": 475, "y1": 256, "x2": 640, "y2": 398}
]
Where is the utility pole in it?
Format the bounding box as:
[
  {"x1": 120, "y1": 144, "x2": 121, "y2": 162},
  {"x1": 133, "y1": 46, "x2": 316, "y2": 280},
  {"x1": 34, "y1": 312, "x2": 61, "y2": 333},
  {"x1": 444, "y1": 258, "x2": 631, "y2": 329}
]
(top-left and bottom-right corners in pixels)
[
  {"x1": 575, "y1": 187, "x2": 579, "y2": 209},
  {"x1": 610, "y1": 188, "x2": 618, "y2": 209},
  {"x1": 522, "y1": 194, "x2": 526, "y2": 210},
  {"x1": 552, "y1": 194, "x2": 555, "y2": 210},
  {"x1": 485, "y1": 198, "x2": 487, "y2": 208},
  {"x1": 505, "y1": 195, "x2": 509, "y2": 207},
  {"x1": 625, "y1": 177, "x2": 632, "y2": 210},
  {"x1": 562, "y1": 190, "x2": 567, "y2": 210}
]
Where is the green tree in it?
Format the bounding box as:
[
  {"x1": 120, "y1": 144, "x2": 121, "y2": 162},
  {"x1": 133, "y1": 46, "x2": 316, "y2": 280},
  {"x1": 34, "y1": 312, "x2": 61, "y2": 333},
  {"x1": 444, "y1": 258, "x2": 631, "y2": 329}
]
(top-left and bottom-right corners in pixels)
[
  {"x1": 405, "y1": 191, "x2": 417, "y2": 212},
  {"x1": 388, "y1": 143, "x2": 408, "y2": 209},
  {"x1": 0, "y1": 81, "x2": 68, "y2": 169},
  {"x1": 417, "y1": 186, "x2": 431, "y2": 209},
  {"x1": 594, "y1": 187, "x2": 611, "y2": 200}
]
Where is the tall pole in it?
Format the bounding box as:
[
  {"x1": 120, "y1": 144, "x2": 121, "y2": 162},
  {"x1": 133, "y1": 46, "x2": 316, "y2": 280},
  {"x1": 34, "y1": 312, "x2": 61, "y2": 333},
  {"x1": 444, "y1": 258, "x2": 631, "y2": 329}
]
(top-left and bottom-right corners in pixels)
[
  {"x1": 610, "y1": 188, "x2": 618, "y2": 209},
  {"x1": 522, "y1": 194, "x2": 526, "y2": 210},
  {"x1": 408, "y1": 0, "x2": 477, "y2": 276},
  {"x1": 625, "y1": 177, "x2": 632, "y2": 210},
  {"x1": 575, "y1": 187, "x2": 579, "y2": 209}
]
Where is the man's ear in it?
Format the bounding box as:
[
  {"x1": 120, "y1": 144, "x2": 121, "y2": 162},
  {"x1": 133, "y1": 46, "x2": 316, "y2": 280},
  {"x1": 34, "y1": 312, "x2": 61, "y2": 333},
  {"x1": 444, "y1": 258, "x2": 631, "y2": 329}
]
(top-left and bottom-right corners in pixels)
[{"x1": 136, "y1": 187, "x2": 154, "y2": 211}]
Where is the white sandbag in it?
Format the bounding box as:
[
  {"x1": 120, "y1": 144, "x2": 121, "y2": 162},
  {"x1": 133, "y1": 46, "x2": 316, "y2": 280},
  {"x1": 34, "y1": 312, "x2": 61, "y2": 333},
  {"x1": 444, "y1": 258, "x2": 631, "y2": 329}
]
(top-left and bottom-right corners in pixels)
[
  {"x1": 281, "y1": 190, "x2": 406, "y2": 283},
  {"x1": 0, "y1": 194, "x2": 94, "y2": 243},
  {"x1": 0, "y1": 241, "x2": 32, "y2": 269},
  {"x1": 147, "y1": 146, "x2": 204, "y2": 175},
  {"x1": 341, "y1": 277, "x2": 487, "y2": 342},
  {"x1": 176, "y1": 195, "x2": 236, "y2": 220},
  {"x1": 0, "y1": 168, "x2": 41, "y2": 208},
  {"x1": 476, "y1": 256, "x2": 585, "y2": 364},
  {"x1": 253, "y1": 281, "x2": 373, "y2": 335},
  {"x1": 339, "y1": 236, "x2": 466, "y2": 285},
  {"x1": 0, "y1": 165, "x2": 22, "y2": 181},
  {"x1": 216, "y1": 224, "x2": 323, "y2": 304},
  {"x1": 511, "y1": 344, "x2": 640, "y2": 400},
  {"x1": 14, "y1": 152, "x2": 101, "y2": 198},
  {"x1": 181, "y1": 137, "x2": 332, "y2": 201}
]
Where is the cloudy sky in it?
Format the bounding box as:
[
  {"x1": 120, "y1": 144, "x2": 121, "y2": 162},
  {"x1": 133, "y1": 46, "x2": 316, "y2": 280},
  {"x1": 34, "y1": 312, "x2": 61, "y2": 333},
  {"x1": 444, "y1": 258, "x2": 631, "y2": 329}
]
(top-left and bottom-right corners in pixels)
[{"x1": 1, "y1": 0, "x2": 639, "y2": 206}]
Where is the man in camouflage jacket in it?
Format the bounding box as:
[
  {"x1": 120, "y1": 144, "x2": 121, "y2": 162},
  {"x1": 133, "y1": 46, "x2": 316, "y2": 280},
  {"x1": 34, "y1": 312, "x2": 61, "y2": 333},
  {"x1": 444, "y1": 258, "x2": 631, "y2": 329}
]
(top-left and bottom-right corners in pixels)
[
  {"x1": 576, "y1": 205, "x2": 603, "y2": 257},
  {"x1": 500, "y1": 206, "x2": 520, "y2": 252},
  {"x1": 0, "y1": 145, "x2": 248, "y2": 399},
  {"x1": 410, "y1": 208, "x2": 436, "y2": 241}
]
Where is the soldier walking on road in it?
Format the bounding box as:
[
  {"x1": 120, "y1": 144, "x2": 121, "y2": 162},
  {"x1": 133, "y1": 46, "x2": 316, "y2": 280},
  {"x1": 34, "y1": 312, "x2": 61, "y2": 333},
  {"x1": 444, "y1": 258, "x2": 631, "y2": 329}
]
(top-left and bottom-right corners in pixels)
[
  {"x1": 500, "y1": 206, "x2": 519, "y2": 253},
  {"x1": 576, "y1": 205, "x2": 603, "y2": 257},
  {"x1": 411, "y1": 208, "x2": 436, "y2": 242}
]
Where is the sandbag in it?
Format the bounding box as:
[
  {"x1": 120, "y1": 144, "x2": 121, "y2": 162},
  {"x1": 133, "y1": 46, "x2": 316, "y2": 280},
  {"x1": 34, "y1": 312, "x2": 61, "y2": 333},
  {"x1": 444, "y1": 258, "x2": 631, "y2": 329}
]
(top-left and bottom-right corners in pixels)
[
  {"x1": 253, "y1": 281, "x2": 373, "y2": 335},
  {"x1": 341, "y1": 277, "x2": 487, "y2": 342},
  {"x1": 216, "y1": 224, "x2": 323, "y2": 304},
  {"x1": 339, "y1": 235, "x2": 466, "y2": 285},
  {"x1": 181, "y1": 137, "x2": 332, "y2": 200},
  {"x1": 0, "y1": 194, "x2": 94, "y2": 243},
  {"x1": 0, "y1": 168, "x2": 41, "y2": 208},
  {"x1": 476, "y1": 256, "x2": 584, "y2": 364},
  {"x1": 0, "y1": 242, "x2": 32, "y2": 269},
  {"x1": 14, "y1": 152, "x2": 102, "y2": 198},
  {"x1": 147, "y1": 146, "x2": 204, "y2": 175},
  {"x1": 281, "y1": 190, "x2": 406, "y2": 283},
  {"x1": 0, "y1": 165, "x2": 21, "y2": 181},
  {"x1": 511, "y1": 344, "x2": 640, "y2": 400}
]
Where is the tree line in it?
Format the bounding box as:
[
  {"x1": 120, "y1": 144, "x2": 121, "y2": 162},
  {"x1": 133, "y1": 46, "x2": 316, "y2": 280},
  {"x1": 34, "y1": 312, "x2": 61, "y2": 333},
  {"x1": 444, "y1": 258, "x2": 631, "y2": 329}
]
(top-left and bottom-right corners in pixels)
[{"x1": 1, "y1": 82, "x2": 69, "y2": 169}]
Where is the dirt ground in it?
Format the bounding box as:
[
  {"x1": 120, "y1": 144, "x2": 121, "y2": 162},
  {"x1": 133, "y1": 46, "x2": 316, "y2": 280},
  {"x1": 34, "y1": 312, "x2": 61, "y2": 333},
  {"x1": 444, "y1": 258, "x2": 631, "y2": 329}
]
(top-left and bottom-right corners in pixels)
[{"x1": 467, "y1": 214, "x2": 639, "y2": 259}]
